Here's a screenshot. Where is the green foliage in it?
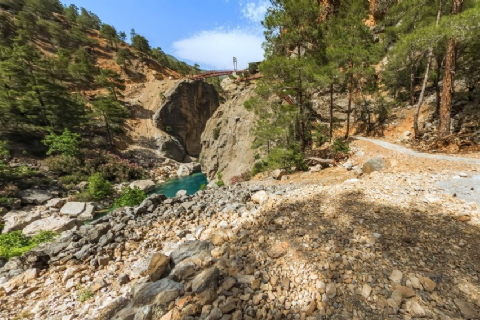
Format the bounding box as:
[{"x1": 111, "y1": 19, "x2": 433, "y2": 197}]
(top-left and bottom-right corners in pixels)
[
  {"x1": 199, "y1": 184, "x2": 207, "y2": 191},
  {"x1": 131, "y1": 34, "x2": 151, "y2": 54},
  {"x1": 100, "y1": 24, "x2": 118, "y2": 49},
  {"x1": 266, "y1": 145, "x2": 307, "y2": 171},
  {"x1": 91, "y1": 95, "x2": 128, "y2": 147},
  {"x1": 78, "y1": 286, "x2": 94, "y2": 302},
  {"x1": 332, "y1": 139, "x2": 350, "y2": 154},
  {"x1": 165, "y1": 126, "x2": 173, "y2": 134},
  {"x1": 42, "y1": 129, "x2": 81, "y2": 157},
  {"x1": 250, "y1": 161, "x2": 267, "y2": 177},
  {"x1": 88, "y1": 173, "x2": 113, "y2": 200},
  {"x1": 43, "y1": 155, "x2": 82, "y2": 175},
  {"x1": 0, "y1": 230, "x2": 57, "y2": 260},
  {"x1": 213, "y1": 127, "x2": 221, "y2": 140},
  {"x1": 114, "y1": 186, "x2": 146, "y2": 207},
  {"x1": 216, "y1": 172, "x2": 225, "y2": 187}
]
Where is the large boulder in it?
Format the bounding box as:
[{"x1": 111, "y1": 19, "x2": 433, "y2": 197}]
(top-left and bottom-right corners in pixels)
[
  {"x1": 170, "y1": 241, "x2": 213, "y2": 267},
  {"x1": 22, "y1": 216, "x2": 80, "y2": 237},
  {"x1": 18, "y1": 189, "x2": 53, "y2": 205},
  {"x1": 2, "y1": 210, "x2": 42, "y2": 234},
  {"x1": 362, "y1": 158, "x2": 385, "y2": 174},
  {"x1": 136, "y1": 252, "x2": 170, "y2": 281},
  {"x1": 154, "y1": 133, "x2": 186, "y2": 162},
  {"x1": 133, "y1": 279, "x2": 183, "y2": 307},
  {"x1": 60, "y1": 202, "x2": 96, "y2": 221},
  {"x1": 177, "y1": 163, "x2": 202, "y2": 177},
  {"x1": 272, "y1": 169, "x2": 287, "y2": 180},
  {"x1": 129, "y1": 180, "x2": 156, "y2": 192}
]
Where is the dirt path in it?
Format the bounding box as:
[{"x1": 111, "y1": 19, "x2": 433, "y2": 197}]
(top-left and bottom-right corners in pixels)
[{"x1": 353, "y1": 136, "x2": 480, "y2": 166}]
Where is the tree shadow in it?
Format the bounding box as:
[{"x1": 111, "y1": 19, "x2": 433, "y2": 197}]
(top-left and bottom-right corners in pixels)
[{"x1": 229, "y1": 187, "x2": 480, "y2": 318}]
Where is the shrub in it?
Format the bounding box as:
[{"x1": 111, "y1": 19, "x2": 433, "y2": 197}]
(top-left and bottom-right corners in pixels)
[
  {"x1": 78, "y1": 286, "x2": 94, "y2": 302},
  {"x1": 332, "y1": 139, "x2": 350, "y2": 154},
  {"x1": 199, "y1": 184, "x2": 207, "y2": 191},
  {"x1": 43, "y1": 155, "x2": 82, "y2": 175},
  {"x1": 88, "y1": 173, "x2": 113, "y2": 200},
  {"x1": 230, "y1": 171, "x2": 251, "y2": 185},
  {"x1": 0, "y1": 230, "x2": 57, "y2": 260},
  {"x1": 85, "y1": 153, "x2": 144, "y2": 183},
  {"x1": 267, "y1": 145, "x2": 307, "y2": 171},
  {"x1": 213, "y1": 127, "x2": 221, "y2": 140},
  {"x1": 42, "y1": 129, "x2": 82, "y2": 158},
  {"x1": 114, "y1": 186, "x2": 146, "y2": 207},
  {"x1": 250, "y1": 161, "x2": 267, "y2": 177},
  {"x1": 216, "y1": 172, "x2": 225, "y2": 187}
]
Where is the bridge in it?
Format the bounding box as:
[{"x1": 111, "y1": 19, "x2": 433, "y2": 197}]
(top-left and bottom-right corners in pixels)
[{"x1": 186, "y1": 70, "x2": 246, "y2": 80}]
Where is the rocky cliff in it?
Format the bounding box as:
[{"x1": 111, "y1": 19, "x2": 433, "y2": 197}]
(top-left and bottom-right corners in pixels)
[
  {"x1": 201, "y1": 79, "x2": 258, "y2": 185},
  {"x1": 153, "y1": 80, "x2": 220, "y2": 161}
]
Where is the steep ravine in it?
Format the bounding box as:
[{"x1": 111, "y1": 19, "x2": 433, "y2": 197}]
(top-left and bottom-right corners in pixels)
[{"x1": 153, "y1": 80, "x2": 220, "y2": 162}]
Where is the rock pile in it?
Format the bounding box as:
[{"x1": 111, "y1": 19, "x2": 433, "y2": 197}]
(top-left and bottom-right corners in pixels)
[{"x1": 1, "y1": 166, "x2": 480, "y2": 319}]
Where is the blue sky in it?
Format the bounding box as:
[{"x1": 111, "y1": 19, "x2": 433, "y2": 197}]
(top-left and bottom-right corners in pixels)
[{"x1": 61, "y1": 0, "x2": 270, "y2": 70}]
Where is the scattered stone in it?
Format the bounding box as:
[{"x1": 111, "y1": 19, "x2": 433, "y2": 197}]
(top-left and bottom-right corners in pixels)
[
  {"x1": 390, "y1": 270, "x2": 403, "y2": 284},
  {"x1": 22, "y1": 216, "x2": 79, "y2": 237},
  {"x1": 454, "y1": 299, "x2": 480, "y2": 319},
  {"x1": 251, "y1": 191, "x2": 269, "y2": 204},
  {"x1": 137, "y1": 252, "x2": 170, "y2": 281},
  {"x1": 266, "y1": 242, "x2": 289, "y2": 258},
  {"x1": 420, "y1": 277, "x2": 436, "y2": 292},
  {"x1": 272, "y1": 169, "x2": 287, "y2": 180}
]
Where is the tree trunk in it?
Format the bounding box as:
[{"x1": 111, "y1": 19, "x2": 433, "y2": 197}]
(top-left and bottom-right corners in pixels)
[
  {"x1": 329, "y1": 83, "x2": 334, "y2": 143},
  {"x1": 345, "y1": 77, "x2": 353, "y2": 140},
  {"x1": 438, "y1": 0, "x2": 463, "y2": 137},
  {"x1": 414, "y1": 2, "x2": 441, "y2": 139},
  {"x1": 434, "y1": 55, "x2": 443, "y2": 117},
  {"x1": 438, "y1": 38, "x2": 457, "y2": 137}
]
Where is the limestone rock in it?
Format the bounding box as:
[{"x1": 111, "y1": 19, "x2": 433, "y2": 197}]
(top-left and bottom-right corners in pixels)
[
  {"x1": 18, "y1": 189, "x2": 52, "y2": 205},
  {"x1": 405, "y1": 300, "x2": 426, "y2": 318},
  {"x1": 154, "y1": 133, "x2": 186, "y2": 162},
  {"x1": 170, "y1": 241, "x2": 213, "y2": 267},
  {"x1": 60, "y1": 202, "x2": 96, "y2": 221},
  {"x1": 191, "y1": 267, "x2": 219, "y2": 293},
  {"x1": 2, "y1": 210, "x2": 42, "y2": 234},
  {"x1": 22, "y1": 216, "x2": 79, "y2": 237},
  {"x1": 201, "y1": 79, "x2": 258, "y2": 185},
  {"x1": 390, "y1": 269, "x2": 403, "y2": 284},
  {"x1": 134, "y1": 279, "x2": 183, "y2": 307},
  {"x1": 137, "y1": 252, "x2": 170, "y2": 281},
  {"x1": 153, "y1": 80, "x2": 220, "y2": 156},
  {"x1": 252, "y1": 191, "x2": 269, "y2": 204},
  {"x1": 266, "y1": 242, "x2": 289, "y2": 258},
  {"x1": 362, "y1": 158, "x2": 385, "y2": 174},
  {"x1": 454, "y1": 299, "x2": 480, "y2": 319},
  {"x1": 130, "y1": 180, "x2": 156, "y2": 192},
  {"x1": 45, "y1": 198, "x2": 66, "y2": 209},
  {"x1": 272, "y1": 169, "x2": 287, "y2": 180}
]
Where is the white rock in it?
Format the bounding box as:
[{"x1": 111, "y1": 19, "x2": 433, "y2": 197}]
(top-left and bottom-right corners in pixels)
[
  {"x1": 129, "y1": 180, "x2": 156, "y2": 192},
  {"x1": 252, "y1": 191, "x2": 269, "y2": 204}
]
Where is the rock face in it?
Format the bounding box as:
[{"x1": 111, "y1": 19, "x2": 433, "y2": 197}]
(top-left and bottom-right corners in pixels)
[
  {"x1": 201, "y1": 79, "x2": 258, "y2": 185},
  {"x1": 2, "y1": 211, "x2": 42, "y2": 234},
  {"x1": 22, "y1": 217, "x2": 79, "y2": 237},
  {"x1": 153, "y1": 80, "x2": 220, "y2": 158},
  {"x1": 18, "y1": 189, "x2": 52, "y2": 205},
  {"x1": 60, "y1": 202, "x2": 96, "y2": 221}
]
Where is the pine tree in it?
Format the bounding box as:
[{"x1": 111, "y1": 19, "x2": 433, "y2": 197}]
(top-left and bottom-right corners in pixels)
[
  {"x1": 100, "y1": 24, "x2": 118, "y2": 50},
  {"x1": 91, "y1": 95, "x2": 128, "y2": 147},
  {"x1": 96, "y1": 69, "x2": 125, "y2": 101}
]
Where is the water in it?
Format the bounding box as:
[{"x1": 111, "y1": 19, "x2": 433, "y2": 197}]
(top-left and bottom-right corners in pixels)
[{"x1": 152, "y1": 172, "x2": 208, "y2": 198}]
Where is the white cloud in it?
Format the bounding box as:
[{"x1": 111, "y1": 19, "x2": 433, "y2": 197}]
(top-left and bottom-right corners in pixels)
[
  {"x1": 241, "y1": 0, "x2": 270, "y2": 23},
  {"x1": 172, "y1": 28, "x2": 264, "y2": 70}
]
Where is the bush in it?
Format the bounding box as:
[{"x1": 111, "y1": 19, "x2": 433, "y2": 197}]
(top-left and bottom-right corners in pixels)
[
  {"x1": 230, "y1": 171, "x2": 250, "y2": 185},
  {"x1": 85, "y1": 153, "x2": 144, "y2": 183},
  {"x1": 88, "y1": 173, "x2": 113, "y2": 200},
  {"x1": 78, "y1": 286, "x2": 94, "y2": 302},
  {"x1": 332, "y1": 139, "x2": 350, "y2": 154},
  {"x1": 216, "y1": 172, "x2": 225, "y2": 187},
  {"x1": 199, "y1": 184, "x2": 207, "y2": 191},
  {"x1": 250, "y1": 161, "x2": 267, "y2": 177},
  {"x1": 213, "y1": 127, "x2": 221, "y2": 140},
  {"x1": 0, "y1": 230, "x2": 57, "y2": 260},
  {"x1": 43, "y1": 155, "x2": 82, "y2": 175},
  {"x1": 267, "y1": 145, "x2": 307, "y2": 171},
  {"x1": 114, "y1": 186, "x2": 146, "y2": 207},
  {"x1": 42, "y1": 129, "x2": 82, "y2": 157}
]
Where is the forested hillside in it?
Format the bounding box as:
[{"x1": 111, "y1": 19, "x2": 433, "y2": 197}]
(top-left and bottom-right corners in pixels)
[
  {"x1": 245, "y1": 0, "x2": 480, "y2": 172},
  {"x1": 0, "y1": 0, "x2": 197, "y2": 208}
]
